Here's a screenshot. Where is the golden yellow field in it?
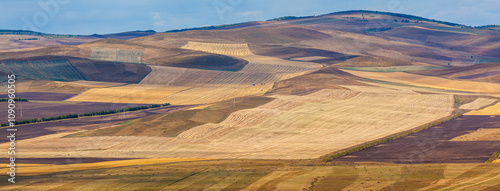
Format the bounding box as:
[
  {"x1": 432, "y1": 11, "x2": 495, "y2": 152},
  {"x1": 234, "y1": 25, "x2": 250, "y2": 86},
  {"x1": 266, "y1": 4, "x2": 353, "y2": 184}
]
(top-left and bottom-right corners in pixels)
[
  {"x1": 66, "y1": 84, "x2": 191, "y2": 104},
  {"x1": 465, "y1": 101, "x2": 500, "y2": 115},
  {"x1": 342, "y1": 69, "x2": 500, "y2": 95},
  {"x1": 0, "y1": 158, "x2": 207, "y2": 176},
  {"x1": 182, "y1": 41, "x2": 254, "y2": 56}
]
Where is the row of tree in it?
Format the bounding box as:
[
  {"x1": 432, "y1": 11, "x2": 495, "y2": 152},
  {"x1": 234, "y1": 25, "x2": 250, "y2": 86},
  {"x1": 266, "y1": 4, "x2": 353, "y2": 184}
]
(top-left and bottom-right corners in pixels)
[
  {"x1": 0, "y1": 103, "x2": 171, "y2": 127},
  {"x1": 0, "y1": 98, "x2": 29, "y2": 102}
]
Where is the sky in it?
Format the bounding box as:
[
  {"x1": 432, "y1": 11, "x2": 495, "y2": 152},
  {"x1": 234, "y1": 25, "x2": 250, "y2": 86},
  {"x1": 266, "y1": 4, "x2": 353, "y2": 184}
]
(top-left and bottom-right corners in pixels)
[{"x1": 0, "y1": 0, "x2": 499, "y2": 35}]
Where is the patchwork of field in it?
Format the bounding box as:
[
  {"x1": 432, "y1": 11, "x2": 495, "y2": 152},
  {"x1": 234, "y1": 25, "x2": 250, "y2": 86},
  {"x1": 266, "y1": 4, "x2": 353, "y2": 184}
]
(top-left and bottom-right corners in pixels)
[
  {"x1": 0, "y1": 105, "x2": 191, "y2": 142},
  {"x1": 10, "y1": 89, "x2": 455, "y2": 159},
  {"x1": 1, "y1": 160, "x2": 499, "y2": 190},
  {"x1": 335, "y1": 116, "x2": 500, "y2": 163},
  {"x1": 66, "y1": 84, "x2": 191, "y2": 104},
  {"x1": 0, "y1": 59, "x2": 84, "y2": 81},
  {"x1": 182, "y1": 41, "x2": 254, "y2": 56},
  {"x1": 342, "y1": 69, "x2": 500, "y2": 96},
  {"x1": 139, "y1": 65, "x2": 222, "y2": 86},
  {"x1": 90, "y1": 47, "x2": 144, "y2": 64}
]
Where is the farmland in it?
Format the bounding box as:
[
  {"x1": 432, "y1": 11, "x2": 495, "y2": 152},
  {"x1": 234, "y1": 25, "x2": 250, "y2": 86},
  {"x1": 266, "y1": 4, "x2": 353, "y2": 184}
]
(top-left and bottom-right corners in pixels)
[
  {"x1": 66, "y1": 85, "x2": 191, "y2": 104},
  {"x1": 90, "y1": 47, "x2": 144, "y2": 64},
  {"x1": 335, "y1": 116, "x2": 500, "y2": 163},
  {"x1": 0, "y1": 59, "x2": 84, "y2": 81},
  {"x1": 1, "y1": 9, "x2": 500, "y2": 190},
  {"x1": 182, "y1": 42, "x2": 254, "y2": 56},
  {"x1": 1, "y1": 160, "x2": 499, "y2": 190},
  {"x1": 341, "y1": 69, "x2": 500, "y2": 95}
]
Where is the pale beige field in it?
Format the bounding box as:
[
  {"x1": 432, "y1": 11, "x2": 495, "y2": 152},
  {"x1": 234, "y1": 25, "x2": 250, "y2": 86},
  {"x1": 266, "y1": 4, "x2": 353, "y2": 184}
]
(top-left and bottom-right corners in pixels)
[
  {"x1": 342, "y1": 69, "x2": 500, "y2": 96},
  {"x1": 66, "y1": 84, "x2": 191, "y2": 104},
  {"x1": 182, "y1": 41, "x2": 254, "y2": 56},
  {"x1": 465, "y1": 101, "x2": 500, "y2": 115}
]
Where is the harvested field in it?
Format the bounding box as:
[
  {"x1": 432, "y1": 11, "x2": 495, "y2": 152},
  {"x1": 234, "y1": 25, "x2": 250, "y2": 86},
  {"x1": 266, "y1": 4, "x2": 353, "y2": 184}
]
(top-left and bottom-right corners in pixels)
[
  {"x1": 450, "y1": 128, "x2": 500, "y2": 141},
  {"x1": 182, "y1": 42, "x2": 253, "y2": 56},
  {"x1": 335, "y1": 116, "x2": 500, "y2": 163},
  {"x1": 0, "y1": 92, "x2": 76, "y2": 101},
  {"x1": 2, "y1": 159, "x2": 499, "y2": 190},
  {"x1": 0, "y1": 59, "x2": 84, "y2": 81},
  {"x1": 66, "y1": 85, "x2": 191, "y2": 104},
  {"x1": 457, "y1": 70, "x2": 500, "y2": 79},
  {"x1": 465, "y1": 101, "x2": 500, "y2": 115},
  {"x1": 0, "y1": 158, "x2": 135, "y2": 165},
  {"x1": 161, "y1": 84, "x2": 273, "y2": 105},
  {"x1": 6, "y1": 90, "x2": 454, "y2": 159},
  {"x1": 0, "y1": 101, "x2": 149, "y2": 123},
  {"x1": 0, "y1": 158, "x2": 206, "y2": 176},
  {"x1": 90, "y1": 47, "x2": 144, "y2": 64},
  {"x1": 458, "y1": 98, "x2": 497, "y2": 110},
  {"x1": 68, "y1": 96, "x2": 274, "y2": 137},
  {"x1": 342, "y1": 69, "x2": 500, "y2": 95},
  {"x1": 0, "y1": 105, "x2": 191, "y2": 142},
  {"x1": 341, "y1": 65, "x2": 445, "y2": 72},
  {"x1": 139, "y1": 65, "x2": 221, "y2": 86}
]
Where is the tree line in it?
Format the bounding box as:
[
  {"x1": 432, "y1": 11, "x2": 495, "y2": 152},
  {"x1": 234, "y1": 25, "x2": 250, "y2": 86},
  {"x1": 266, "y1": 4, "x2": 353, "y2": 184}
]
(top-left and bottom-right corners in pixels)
[{"x1": 0, "y1": 103, "x2": 171, "y2": 127}]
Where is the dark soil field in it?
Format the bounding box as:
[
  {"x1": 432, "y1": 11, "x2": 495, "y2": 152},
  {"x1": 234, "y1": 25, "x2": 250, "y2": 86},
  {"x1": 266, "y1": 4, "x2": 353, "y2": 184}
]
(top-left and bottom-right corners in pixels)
[
  {"x1": 0, "y1": 101, "x2": 150, "y2": 123},
  {"x1": 0, "y1": 105, "x2": 193, "y2": 142},
  {"x1": 335, "y1": 115, "x2": 500, "y2": 163}
]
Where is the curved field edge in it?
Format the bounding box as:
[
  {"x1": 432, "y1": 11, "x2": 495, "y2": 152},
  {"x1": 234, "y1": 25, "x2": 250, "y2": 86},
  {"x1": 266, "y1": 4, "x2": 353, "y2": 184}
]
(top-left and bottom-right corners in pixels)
[{"x1": 66, "y1": 96, "x2": 275, "y2": 137}]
